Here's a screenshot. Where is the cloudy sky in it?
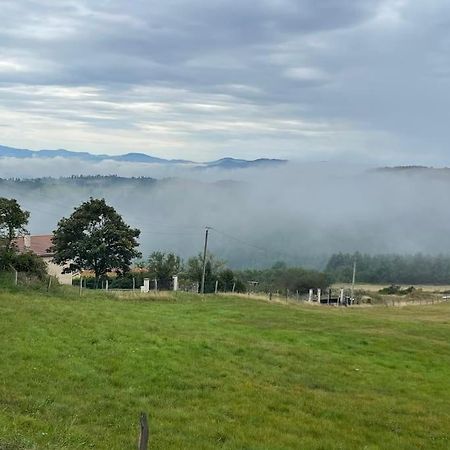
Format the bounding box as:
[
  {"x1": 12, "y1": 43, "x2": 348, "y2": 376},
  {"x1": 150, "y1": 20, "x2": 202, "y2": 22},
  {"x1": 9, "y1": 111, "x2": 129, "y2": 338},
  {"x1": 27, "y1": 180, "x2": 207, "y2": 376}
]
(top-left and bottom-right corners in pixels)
[{"x1": 0, "y1": 0, "x2": 449, "y2": 163}]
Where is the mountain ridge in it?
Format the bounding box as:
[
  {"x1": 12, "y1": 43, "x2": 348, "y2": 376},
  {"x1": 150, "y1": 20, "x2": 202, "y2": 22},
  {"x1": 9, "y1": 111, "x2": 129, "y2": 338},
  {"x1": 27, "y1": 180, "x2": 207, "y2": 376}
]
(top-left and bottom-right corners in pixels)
[{"x1": 0, "y1": 144, "x2": 286, "y2": 169}]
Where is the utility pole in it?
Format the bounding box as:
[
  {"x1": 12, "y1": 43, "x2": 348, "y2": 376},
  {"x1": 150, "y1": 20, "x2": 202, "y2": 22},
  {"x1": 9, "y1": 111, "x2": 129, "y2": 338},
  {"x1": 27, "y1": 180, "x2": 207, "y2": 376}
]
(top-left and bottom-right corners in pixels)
[
  {"x1": 200, "y1": 227, "x2": 210, "y2": 295},
  {"x1": 351, "y1": 260, "x2": 356, "y2": 304}
]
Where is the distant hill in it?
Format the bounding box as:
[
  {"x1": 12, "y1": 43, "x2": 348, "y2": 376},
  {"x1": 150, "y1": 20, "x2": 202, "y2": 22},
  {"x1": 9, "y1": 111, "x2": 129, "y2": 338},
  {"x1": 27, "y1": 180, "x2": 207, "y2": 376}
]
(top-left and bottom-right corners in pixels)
[
  {"x1": 373, "y1": 166, "x2": 450, "y2": 173},
  {"x1": 197, "y1": 157, "x2": 286, "y2": 170},
  {"x1": 0, "y1": 145, "x2": 286, "y2": 169}
]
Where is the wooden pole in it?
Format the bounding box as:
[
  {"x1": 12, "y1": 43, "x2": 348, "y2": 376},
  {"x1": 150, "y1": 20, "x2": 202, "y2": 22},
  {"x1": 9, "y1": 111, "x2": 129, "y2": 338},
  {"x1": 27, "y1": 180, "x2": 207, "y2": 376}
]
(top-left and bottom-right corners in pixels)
[
  {"x1": 351, "y1": 260, "x2": 356, "y2": 304},
  {"x1": 214, "y1": 280, "x2": 218, "y2": 294},
  {"x1": 9, "y1": 265, "x2": 18, "y2": 286},
  {"x1": 200, "y1": 227, "x2": 210, "y2": 295},
  {"x1": 138, "y1": 412, "x2": 149, "y2": 450}
]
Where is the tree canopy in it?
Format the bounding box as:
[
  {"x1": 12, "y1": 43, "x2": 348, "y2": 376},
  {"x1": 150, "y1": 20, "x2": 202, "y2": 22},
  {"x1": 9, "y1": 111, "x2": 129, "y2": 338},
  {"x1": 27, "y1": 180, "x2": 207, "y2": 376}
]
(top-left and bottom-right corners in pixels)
[
  {"x1": 0, "y1": 198, "x2": 30, "y2": 269},
  {"x1": 51, "y1": 198, "x2": 141, "y2": 282},
  {"x1": 146, "y1": 251, "x2": 181, "y2": 289}
]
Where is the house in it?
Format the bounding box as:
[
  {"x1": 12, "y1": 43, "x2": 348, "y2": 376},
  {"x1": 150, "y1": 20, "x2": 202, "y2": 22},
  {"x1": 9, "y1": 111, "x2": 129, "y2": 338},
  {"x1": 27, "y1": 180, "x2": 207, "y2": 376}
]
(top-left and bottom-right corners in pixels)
[{"x1": 15, "y1": 234, "x2": 73, "y2": 285}]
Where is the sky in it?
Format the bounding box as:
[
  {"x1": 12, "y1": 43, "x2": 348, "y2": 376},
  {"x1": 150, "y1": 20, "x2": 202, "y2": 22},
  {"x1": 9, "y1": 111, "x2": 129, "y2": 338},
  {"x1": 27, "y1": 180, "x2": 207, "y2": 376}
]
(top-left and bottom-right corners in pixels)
[{"x1": 0, "y1": 0, "x2": 449, "y2": 163}]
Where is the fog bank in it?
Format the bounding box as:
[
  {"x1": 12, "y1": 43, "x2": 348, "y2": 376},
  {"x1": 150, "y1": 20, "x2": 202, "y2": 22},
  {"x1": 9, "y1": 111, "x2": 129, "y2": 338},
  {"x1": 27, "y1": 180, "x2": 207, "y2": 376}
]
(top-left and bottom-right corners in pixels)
[{"x1": 0, "y1": 159, "x2": 448, "y2": 269}]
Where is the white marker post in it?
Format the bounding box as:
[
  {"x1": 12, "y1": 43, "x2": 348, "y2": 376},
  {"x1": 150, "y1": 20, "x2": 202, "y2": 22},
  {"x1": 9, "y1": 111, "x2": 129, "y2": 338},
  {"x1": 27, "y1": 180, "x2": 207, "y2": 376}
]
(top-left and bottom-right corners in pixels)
[{"x1": 142, "y1": 278, "x2": 150, "y2": 293}]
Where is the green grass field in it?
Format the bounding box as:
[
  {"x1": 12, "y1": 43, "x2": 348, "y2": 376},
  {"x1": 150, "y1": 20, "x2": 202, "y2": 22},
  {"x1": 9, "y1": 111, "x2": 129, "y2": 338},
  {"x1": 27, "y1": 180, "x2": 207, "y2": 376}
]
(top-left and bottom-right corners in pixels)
[{"x1": 0, "y1": 288, "x2": 449, "y2": 449}]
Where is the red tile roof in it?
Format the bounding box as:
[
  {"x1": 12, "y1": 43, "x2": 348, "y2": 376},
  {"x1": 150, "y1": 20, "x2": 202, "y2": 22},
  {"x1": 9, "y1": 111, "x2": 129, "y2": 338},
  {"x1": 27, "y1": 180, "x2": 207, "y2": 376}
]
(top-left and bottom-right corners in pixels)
[{"x1": 15, "y1": 235, "x2": 54, "y2": 257}]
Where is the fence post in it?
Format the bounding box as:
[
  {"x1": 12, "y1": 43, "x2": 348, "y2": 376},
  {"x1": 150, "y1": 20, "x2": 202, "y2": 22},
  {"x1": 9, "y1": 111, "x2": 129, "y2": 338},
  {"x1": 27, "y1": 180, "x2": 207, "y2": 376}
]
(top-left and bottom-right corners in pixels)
[
  {"x1": 9, "y1": 265, "x2": 18, "y2": 286},
  {"x1": 139, "y1": 412, "x2": 149, "y2": 450}
]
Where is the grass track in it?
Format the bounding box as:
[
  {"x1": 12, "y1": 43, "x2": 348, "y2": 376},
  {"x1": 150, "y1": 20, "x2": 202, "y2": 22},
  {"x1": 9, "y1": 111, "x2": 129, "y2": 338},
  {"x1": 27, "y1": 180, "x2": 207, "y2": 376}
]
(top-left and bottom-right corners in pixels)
[{"x1": 0, "y1": 288, "x2": 449, "y2": 449}]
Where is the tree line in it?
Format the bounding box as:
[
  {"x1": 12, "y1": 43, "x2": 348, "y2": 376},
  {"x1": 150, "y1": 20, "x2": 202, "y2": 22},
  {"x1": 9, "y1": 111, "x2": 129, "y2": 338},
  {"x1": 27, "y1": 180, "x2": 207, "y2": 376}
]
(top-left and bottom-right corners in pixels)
[{"x1": 326, "y1": 252, "x2": 450, "y2": 285}]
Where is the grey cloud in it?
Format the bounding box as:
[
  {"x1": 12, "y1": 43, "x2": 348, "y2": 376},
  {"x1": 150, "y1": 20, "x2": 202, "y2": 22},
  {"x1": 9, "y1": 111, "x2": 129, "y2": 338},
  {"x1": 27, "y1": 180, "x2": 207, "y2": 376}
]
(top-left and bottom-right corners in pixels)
[{"x1": 0, "y1": 0, "x2": 449, "y2": 163}]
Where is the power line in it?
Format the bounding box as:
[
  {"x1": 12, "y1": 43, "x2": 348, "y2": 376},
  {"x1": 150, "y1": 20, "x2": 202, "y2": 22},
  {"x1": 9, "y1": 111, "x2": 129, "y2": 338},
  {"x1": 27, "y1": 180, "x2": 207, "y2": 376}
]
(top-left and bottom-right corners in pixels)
[
  {"x1": 138, "y1": 230, "x2": 199, "y2": 236},
  {"x1": 20, "y1": 198, "x2": 301, "y2": 262},
  {"x1": 209, "y1": 226, "x2": 301, "y2": 262},
  {"x1": 209, "y1": 227, "x2": 271, "y2": 254}
]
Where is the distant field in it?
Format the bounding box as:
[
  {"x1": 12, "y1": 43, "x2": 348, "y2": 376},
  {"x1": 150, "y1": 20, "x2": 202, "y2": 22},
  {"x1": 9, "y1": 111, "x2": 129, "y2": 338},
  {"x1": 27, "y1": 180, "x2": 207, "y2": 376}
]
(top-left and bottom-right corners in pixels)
[{"x1": 0, "y1": 288, "x2": 449, "y2": 449}]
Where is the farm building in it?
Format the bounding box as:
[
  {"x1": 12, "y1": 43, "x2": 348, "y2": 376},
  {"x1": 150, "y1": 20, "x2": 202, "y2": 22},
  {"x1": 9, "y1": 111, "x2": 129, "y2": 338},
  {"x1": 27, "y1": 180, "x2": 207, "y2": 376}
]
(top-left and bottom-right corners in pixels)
[{"x1": 15, "y1": 234, "x2": 73, "y2": 285}]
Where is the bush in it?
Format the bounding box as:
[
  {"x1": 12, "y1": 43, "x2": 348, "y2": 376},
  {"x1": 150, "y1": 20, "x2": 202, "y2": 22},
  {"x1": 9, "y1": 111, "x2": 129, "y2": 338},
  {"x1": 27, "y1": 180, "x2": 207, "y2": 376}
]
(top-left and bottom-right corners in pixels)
[
  {"x1": 379, "y1": 285, "x2": 415, "y2": 295},
  {"x1": 12, "y1": 252, "x2": 48, "y2": 280}
]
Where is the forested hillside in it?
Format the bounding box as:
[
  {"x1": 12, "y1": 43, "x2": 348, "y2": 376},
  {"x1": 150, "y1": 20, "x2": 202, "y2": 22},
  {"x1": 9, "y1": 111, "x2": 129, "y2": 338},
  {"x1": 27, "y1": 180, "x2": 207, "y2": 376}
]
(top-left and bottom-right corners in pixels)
[{"x1": 326, "y1": 253, "x2": 450, "y2": 284}]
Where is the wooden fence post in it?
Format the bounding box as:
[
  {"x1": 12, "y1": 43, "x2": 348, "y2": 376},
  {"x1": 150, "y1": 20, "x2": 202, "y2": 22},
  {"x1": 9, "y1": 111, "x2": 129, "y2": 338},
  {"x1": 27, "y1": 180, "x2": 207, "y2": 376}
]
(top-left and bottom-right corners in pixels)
[{"x1": 139, "y1": 412, "x2": 149, "y2": 450}]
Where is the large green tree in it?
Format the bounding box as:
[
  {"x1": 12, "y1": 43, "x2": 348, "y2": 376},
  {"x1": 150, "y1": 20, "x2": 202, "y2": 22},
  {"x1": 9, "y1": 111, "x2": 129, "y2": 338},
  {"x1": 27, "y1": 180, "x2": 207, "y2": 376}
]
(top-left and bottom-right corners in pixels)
[
  {"x1": 0, "y1": 198, "x2": 30, "y2": 269},
  {"x1": 51, "y1": 198, "x2": 141, "y2": 284}
]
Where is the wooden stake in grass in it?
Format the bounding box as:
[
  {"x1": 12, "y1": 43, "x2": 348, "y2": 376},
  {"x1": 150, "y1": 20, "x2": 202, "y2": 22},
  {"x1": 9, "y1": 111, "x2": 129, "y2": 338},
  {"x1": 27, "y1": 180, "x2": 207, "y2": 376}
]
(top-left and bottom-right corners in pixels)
[
  {"x1": 139, "y1": 412, "x2": 149, "y2": 450},
  {"x1": 9, "y1": 264, "x2": 18, "y2": 286}
]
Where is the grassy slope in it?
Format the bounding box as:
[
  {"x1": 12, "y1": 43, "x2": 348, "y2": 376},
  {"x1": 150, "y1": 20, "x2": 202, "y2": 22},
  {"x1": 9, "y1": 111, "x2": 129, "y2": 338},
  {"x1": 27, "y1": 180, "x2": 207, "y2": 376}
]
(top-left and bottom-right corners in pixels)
[{"x1": 0, "y1": 289, "x2": 449, "y2": 450}]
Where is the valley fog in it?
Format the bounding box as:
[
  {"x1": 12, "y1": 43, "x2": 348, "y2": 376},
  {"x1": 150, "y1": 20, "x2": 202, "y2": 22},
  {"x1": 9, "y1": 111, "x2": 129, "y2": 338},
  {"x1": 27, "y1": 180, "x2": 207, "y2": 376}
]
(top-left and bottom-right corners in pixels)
[{"x1": 0, "y1": 160, "x2": 448, "y2": 269}]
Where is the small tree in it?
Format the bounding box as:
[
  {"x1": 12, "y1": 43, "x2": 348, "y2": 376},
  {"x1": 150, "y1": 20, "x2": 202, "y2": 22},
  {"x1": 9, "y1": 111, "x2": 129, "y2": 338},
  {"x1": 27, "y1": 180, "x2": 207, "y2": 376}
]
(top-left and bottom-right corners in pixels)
[
  {"x1": 147, "y1": 251, "x2": 182, "y2": 289},
  {"x1": 51, "y1": 198, "x2": 141, "y2": 285},
  {"x1": 0, "y1": 198, "x2": 30, "y2": 269},
  {"x1": 185, "y1": 252, "x2": 225, "y2": 293}
]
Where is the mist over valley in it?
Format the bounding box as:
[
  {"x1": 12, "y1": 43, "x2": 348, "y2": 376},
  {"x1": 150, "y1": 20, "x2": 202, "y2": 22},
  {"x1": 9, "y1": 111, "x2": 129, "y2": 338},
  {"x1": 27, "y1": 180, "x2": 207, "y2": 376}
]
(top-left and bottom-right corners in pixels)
[{"x1": 1, "y1": 154, "x2": 449, "y2": 270}]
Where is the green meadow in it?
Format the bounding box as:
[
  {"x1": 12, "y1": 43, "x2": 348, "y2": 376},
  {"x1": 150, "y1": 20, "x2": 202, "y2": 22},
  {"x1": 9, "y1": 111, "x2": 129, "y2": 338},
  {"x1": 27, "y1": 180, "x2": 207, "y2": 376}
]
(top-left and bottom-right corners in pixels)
[{"x1": 0, "y1": 288, "x2": 449, "y2": 449}]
